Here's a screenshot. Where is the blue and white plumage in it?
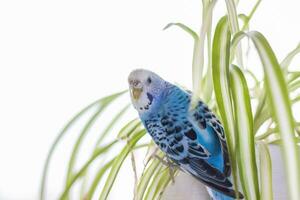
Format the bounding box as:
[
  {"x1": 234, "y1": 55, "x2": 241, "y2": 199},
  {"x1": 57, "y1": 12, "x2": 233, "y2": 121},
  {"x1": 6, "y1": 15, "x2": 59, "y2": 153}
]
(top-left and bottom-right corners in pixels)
[{"x1": 128, "y1": 69, "x2": 244, "y2": 200}]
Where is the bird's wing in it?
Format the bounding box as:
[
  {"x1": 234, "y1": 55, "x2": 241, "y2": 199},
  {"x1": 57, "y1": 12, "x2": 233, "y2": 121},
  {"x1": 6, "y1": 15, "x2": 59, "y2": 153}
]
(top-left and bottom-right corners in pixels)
[
  {"x1": 165, "y1": 127, "x2": 210, "y2": 159},
  {"x1": 165, "y1": 124, "x2": 238, "y2": 198},
  {"x1": 167, "y1": 99, "x2": 242, "y2": 198},
  {"x1": 164, "y1": 124, "x2": 233, "y2": 189},
  {"x1": 189, "y1": 100, "x2": 231, "y2": 177}
]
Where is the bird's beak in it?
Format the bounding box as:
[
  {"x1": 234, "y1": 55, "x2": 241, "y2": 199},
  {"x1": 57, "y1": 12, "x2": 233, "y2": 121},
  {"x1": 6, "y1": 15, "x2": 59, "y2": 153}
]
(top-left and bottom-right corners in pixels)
[{"x1": 131, "y1": 87, "x2": 143, "y2": 100}]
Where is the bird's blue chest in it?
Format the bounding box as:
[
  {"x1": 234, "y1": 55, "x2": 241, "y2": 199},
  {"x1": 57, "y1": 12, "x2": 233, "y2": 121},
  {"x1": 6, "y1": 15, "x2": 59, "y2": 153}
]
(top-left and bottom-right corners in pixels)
[
  {"x1": 143, "y1": 111, "x2": 191, "y2": 152},
  {"x1": 141, "y1": 88, "x2": 191, "y2": 152}
]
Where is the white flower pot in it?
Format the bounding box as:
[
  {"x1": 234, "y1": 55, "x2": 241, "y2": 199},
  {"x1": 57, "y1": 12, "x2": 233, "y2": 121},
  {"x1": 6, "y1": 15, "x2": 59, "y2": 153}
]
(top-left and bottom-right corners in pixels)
[{"x1": 162, "y1": 145, "x2": 288, "y2": 200}]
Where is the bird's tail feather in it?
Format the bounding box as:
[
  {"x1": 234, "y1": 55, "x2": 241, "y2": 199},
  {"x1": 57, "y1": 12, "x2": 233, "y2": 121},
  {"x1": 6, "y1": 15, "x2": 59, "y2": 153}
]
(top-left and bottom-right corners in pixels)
[
  {"x1": 199, "y1": 178, "x2": 243, "y2": 199},
  {"x1": 190, "y1": 173, "x2": 244, "y2": 199},
  {"x1": 207, "y1": 187, "x2": 235, "y2": 200}
]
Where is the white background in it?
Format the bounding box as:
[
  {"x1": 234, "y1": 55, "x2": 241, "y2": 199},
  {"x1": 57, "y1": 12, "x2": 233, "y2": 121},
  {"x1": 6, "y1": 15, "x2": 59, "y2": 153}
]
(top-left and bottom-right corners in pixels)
[{"x1": 0, "y1": 0, "x2": 300, "y2": 199}]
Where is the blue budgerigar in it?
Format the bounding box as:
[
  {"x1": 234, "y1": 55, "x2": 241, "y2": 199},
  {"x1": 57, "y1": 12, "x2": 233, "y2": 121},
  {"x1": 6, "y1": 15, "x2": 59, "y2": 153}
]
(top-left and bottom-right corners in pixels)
[{"x1": 128, "y1": 69, "x2": 244, "y2": 200}]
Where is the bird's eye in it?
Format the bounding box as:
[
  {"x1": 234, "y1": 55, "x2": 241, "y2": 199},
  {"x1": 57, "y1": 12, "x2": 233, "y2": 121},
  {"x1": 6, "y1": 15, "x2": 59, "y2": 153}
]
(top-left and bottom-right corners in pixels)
[{"x1": 147, "y1": 77, "x2": 152, "y2": 84}]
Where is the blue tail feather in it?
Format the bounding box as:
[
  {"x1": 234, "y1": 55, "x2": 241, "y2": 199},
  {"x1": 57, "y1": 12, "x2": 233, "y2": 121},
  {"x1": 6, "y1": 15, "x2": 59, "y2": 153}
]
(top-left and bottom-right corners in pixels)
[{"x1": 207, "y1": 188, "x2": 234, "y2": 200}]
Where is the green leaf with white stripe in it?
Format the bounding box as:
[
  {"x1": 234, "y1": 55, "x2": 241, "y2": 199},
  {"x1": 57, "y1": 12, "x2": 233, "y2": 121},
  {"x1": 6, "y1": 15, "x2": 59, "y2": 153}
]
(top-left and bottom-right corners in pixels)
[
  {"x1": 232, "y1": 30, "x2": 300, "y2": 200},
  {"x1": 230, "y1": 65, "x2": 260, "y2": 200},
  {"x1": 212, "y1": 16, "x2": 239, "y2": 194},
  {"x1": 40, "y1": 90, "x2": 126, "y2": 200},
  {"x1": 163, "y1": 23, "x2": 198, "y2": 40},
  {"x1": 95, "y1": 104, "x2": 130, "y2": 145},
  {"x1": 65, "y1": 91, "x2": 126, "y2": 188},
  {"x1": 99, "y1": 129, "x2": 146, "y2": 200},
  {"x1": 201, "y1": 0, "x2": 215, "y2": 103},
  {"x1": 258, "y1": 142, "x2": 273, "y2": 200},
  {"x1": 240, "y1": 0, "x2": 262, "y2": 31},
  {"x1": 192, "y1": 0, "x2": 216, "y2": 103},
  {"x1": 85, "y1": 159, "x2": 115, "y2": 199},
  {"x1": 118, "y1": 118, "x2": 141, "y2": 139},
  {"x1": 225, "y1": 0, "x2": 243, "y2": 67},
  {"x1": 136, "y1": 155, "x2": 162, "y2": 200},
  {"x1": 281, "y1": 43, "x2": 300, "y2": 70},
  {"x1": 60, "y1": 140, "x2": 118, "y2": 199},
  {"x1": 143, "y1": 167, "x2": 170, "y2": 200},
  {"x1": 250, "y1": 32, "x2": 300, "y2": 200}
]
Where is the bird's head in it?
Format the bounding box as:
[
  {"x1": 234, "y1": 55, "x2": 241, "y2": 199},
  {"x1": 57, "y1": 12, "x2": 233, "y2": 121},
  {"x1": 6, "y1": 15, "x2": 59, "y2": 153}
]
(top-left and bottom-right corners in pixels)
[{"x1": 128, "y1": 69, "x2": 169, "y2": 116}]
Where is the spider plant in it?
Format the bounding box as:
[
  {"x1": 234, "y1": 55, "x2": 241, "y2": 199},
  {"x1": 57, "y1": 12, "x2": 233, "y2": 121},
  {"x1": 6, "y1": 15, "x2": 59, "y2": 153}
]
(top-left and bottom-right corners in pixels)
[{"x1": 40, "y1": 0, "x2": 300, "y2": 199}]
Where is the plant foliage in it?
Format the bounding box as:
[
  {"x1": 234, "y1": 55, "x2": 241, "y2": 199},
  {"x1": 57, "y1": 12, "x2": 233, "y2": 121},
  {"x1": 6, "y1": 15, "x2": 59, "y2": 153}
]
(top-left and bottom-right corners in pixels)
[{"x1": 41, "y1": 1, "x2": 300, "y2": 199}]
